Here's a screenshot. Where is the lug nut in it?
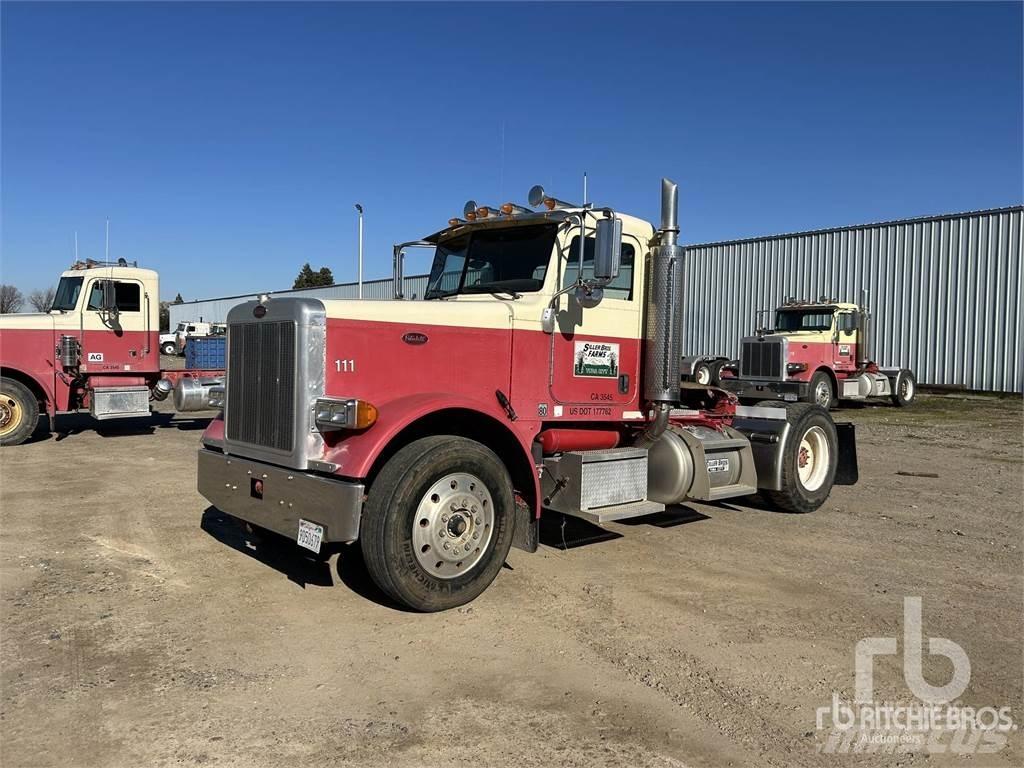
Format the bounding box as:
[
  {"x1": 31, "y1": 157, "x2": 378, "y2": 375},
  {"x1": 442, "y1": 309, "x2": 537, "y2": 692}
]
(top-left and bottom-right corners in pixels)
[
  {"x1": 443, "y1": 542, "x2": 450, "y2": 550},
  {"x1": 441, "y1": 514, "x2": 449, "y2": 523},
  {"x1": 472, "y1": 532, "x2": 479, "y2": 540}
]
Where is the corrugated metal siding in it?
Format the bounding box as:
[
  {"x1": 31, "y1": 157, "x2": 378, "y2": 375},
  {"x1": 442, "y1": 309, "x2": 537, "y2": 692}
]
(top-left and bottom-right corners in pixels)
[{"x1": 682, "y1": 207, "x2": 1023, "y2": 393}]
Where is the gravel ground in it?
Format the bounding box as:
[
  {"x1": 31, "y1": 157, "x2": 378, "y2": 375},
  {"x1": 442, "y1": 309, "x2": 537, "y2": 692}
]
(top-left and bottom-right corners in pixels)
[{"x1": 1, "y1": 392, "x2": 1020, "y2": 767}]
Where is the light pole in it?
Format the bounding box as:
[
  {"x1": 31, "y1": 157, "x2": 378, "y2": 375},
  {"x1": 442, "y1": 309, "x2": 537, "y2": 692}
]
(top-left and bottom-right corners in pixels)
[{"x1": 354, "y1": 203, "x2": 364, "y2": 299}]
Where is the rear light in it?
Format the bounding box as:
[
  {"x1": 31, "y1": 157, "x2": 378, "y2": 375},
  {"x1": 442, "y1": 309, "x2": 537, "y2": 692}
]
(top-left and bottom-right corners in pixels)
[{"x1": 314, "y1": 398, "x2": 378, "y2": 431}]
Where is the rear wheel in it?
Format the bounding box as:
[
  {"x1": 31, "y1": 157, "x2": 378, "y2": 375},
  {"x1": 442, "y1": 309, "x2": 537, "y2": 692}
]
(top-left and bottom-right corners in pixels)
[
  {"x1": 804, "y1": 371, "x2": 834, "y2": 409},
  {"x1": 360, "y1": 435, "x2": 515, "y2": 611},
  {"x1": 0, "y1": 377, "x2": 39, "y2": 447},
  {"x1": 891, "y1": 370, "x2": 916, "y2": 407},
  {"x1": 762, "y1": 403, "x2": 838, "y2": 514}
]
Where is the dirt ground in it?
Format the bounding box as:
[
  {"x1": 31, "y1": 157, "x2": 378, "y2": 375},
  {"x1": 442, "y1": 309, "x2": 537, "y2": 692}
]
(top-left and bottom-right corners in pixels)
[{"x1": 1, "y1": 384, "x2": 1021, "y2": 768}]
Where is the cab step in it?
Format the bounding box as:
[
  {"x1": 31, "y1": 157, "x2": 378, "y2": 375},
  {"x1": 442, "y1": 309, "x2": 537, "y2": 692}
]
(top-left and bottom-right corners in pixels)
[{"x1": 559, "y1": 499, "x2": 666, "y2": 525}]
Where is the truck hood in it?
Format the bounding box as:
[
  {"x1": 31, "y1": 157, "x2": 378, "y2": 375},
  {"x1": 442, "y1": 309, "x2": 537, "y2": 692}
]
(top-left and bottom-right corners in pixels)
[
  {"x1": 319, "y1": 297, "x2": 513, "y2": 331},
  {"x1": 0, "y1": 312, "x2": 56, "y2": 330}
]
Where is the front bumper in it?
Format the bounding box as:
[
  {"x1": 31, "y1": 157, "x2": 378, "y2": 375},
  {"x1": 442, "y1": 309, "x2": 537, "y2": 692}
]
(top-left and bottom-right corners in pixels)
[
  {"x1": 197, "y1": 448, "x2": 364, "y2": 543},
  {"x1": 719, "y1": 378, "x2": 809, "y2": 402}
]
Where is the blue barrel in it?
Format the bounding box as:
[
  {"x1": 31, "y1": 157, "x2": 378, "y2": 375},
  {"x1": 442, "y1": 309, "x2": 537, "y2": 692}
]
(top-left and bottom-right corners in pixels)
[{"x1": 185, "y1": 336, "x2": 226, "y2": 369}]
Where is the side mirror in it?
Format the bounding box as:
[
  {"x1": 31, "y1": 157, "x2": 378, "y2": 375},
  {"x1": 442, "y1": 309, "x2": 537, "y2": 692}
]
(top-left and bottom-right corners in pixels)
[
  {"x1": 101, "y1": 281, "x2": 118, "y2": 314},
  {"x1": 593, "y1": 217, "x2": 622, "y2": 282}
]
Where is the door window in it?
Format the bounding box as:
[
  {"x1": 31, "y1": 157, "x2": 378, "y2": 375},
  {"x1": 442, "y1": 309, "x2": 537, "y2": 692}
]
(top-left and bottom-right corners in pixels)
[
  {"x1": 87, "y1": 281, "x2": 141, "y2": 312},
  {"x1": 561, "y1": 236, "x2": 635, "y2": 300}
]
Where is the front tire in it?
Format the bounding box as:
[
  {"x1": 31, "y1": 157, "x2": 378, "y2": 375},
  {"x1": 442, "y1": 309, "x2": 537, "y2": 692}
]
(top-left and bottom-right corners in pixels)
[
  {"x1": 804, "y1": 371, "x2": 834, "y2": 409},
  {"x1": 693, "y1": 361, "x2": 712, "y2": 386},
  {"x1": 360, "y1": 435, "x2": 516, "y2": 611},
  {"x1": 0, "y1": 377, "x2": 40, "y2": 447},
  {"x1": 762, "y1": 403, "x2": 839, "y2": 514},
  {"x1": 891, "y1": 370, "x2": 916, "y2": 407},
  {"x1": 161, "y1": 342, "x2": 176, "y2": 356}
]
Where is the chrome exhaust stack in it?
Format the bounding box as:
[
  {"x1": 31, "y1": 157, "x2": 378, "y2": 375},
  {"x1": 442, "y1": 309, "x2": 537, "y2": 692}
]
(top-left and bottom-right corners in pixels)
[{"x1": 638, "y1": 178, "x2": 685, "y2": 447}]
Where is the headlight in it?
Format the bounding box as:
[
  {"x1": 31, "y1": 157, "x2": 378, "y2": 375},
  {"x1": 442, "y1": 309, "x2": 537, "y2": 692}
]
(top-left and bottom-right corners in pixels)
[
  {"x1": 314, "y1": 398, "x2": 378, "y2": 431},
  {"x1": 786, "y1": 362, "x2": 808, "y2": 374}
]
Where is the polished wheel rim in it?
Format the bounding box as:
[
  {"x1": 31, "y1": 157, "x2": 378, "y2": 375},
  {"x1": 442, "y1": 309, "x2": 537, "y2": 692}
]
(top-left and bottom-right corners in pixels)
[
  {"x1": 0, "y1": 392, "x2": 22, "y2": 438},
  {"x1": 901, "y1": 376, "x2": 914, "y2": 400},
  {"x1": 695, "y1": 365, "x2": 711, "y2": 385},
  {"x1": 412, "y1": 472, "x2": 495, "y2": 579},
  {"x1": 814, "y1": 380, "x2": 831, "y2": 407},
  {"x1": 797, "y1": 425, "x2": 830, "y2": 491}
]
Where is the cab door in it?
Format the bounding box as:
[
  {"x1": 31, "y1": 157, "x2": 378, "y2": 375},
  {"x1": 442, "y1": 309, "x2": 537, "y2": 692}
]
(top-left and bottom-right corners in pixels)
[
  {"x1": 81, "y1": 278, "x2": 150, "y2": 373},
  {"x1": 833, "y1": 311, "x2": 858, "y2": 372},
  {"x1": 548, "y1": 228, "x2": 644, "y2": 415}
]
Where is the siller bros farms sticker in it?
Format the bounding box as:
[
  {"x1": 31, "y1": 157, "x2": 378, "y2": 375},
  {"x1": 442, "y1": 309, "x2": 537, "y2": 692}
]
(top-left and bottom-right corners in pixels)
[{"x1": 574, "y1": 341, "x2": 619, "y2": 378}]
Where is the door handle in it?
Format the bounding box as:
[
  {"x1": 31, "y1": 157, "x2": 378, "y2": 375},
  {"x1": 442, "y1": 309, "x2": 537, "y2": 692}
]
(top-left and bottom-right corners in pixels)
[{"x1": 618, "y1": 374, "x2": 630, "y2": 394}]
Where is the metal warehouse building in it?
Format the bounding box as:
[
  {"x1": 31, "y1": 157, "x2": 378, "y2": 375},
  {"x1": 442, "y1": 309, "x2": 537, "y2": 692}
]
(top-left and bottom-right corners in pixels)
[{"x1": 170, "y1": 205, "x2": 1022, "y2": 393}]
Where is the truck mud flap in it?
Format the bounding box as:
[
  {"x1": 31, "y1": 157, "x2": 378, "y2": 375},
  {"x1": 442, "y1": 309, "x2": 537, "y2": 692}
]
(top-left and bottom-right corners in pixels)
[{"x1": 834, "y1": 422, "x2": 858, "y2": 485}]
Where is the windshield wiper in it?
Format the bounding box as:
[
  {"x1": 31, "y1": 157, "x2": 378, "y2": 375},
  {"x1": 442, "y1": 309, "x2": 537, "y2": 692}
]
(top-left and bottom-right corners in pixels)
[{"x1": 461, "y1": 285, "x2": 522, "y2": 300}]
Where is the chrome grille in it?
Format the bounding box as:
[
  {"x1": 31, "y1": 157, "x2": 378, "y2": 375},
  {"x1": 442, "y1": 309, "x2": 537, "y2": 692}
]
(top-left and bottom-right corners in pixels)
[
  {"x1": 226, "y1": 321, "x2": 296, "y2": 452},
  {"x1": 741, "y1": 339, "x2": 784, "y2": 379}
]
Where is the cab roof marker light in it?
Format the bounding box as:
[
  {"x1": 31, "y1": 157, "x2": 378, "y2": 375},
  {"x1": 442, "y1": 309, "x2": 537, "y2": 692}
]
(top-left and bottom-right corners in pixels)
[{"x1": 501, "y1": 203, "x2": 532, "y2": 216}]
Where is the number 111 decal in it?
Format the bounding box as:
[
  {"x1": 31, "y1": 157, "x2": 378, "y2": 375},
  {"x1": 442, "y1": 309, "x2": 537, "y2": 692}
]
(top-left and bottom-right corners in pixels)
[{"x1": 335, "y1": 359, "x2": 356, "y2": 373}]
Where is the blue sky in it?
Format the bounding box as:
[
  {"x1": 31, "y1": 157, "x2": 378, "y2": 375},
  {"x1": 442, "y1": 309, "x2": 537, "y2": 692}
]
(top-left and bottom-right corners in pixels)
[{"x1": 2, "y1": 1, "x2": 1022, "y2": 302}]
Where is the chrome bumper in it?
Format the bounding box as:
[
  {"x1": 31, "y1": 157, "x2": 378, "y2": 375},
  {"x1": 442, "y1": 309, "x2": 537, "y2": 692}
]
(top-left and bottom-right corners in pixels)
[{"x1": 197, "y1": 448, "x2": 364, "y2": 543}]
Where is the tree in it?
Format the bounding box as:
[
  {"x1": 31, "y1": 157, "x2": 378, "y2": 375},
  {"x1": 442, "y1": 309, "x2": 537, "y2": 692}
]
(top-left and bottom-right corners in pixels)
[
  {"x1": 28, "y1": 286, "x2": 56, "y2": 312},
  {"x1": 293, "y1": 263, "x2": 334, "y2": 289},
  {"x1": 173, "y1": 293, "x2": 184, "y2": 303},
  {"x1": 0, "y1": 285, "x2": 23, "y2": 314},
  {"x1": 159, "y1": 301, "x2": 171, "y2": 332}
]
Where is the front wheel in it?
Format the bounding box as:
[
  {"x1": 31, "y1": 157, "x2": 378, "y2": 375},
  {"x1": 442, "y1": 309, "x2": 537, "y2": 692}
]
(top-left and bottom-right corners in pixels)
[
  {"x1": 693, "y1": 361, "x2": 712, "y2": 386},
  {"x1": 360, "y1": 435, "x2": 516, "y2": 611},
  {"x1": 891, "y1": 370, "x2": 916, "y2": 407},
  {"x1": 0, "y1": 377, "x2": 40, "y2": 447},
  {"x1": 161, "y1": 342, "x2": 177, "y2": 356},
  {"x1": 762, "y1": 403, "x2": 839, "y2": 514},
  {"x1": 804, "y1": 371, "x2": 834, "y2": 409}
]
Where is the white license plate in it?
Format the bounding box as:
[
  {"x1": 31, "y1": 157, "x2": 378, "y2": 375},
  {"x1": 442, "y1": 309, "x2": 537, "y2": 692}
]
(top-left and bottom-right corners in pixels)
[
  {"x1": 706, "y1": 457, "x2": 730, "y2": 474},
  {"x1": 783, "y1": 392, "x2": 798, "y2": 402},
  {"x1": 296, "y1": 519, "x2": 324, "y2": 554}
]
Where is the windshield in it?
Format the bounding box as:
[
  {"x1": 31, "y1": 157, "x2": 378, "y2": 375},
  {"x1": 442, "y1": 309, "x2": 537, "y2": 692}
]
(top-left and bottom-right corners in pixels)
[
  {"x1": 425, "y1": 223, "x2": 558, "y2": 299},
  {"x1": 51, "y1": 276, "x2": 83, "y2": 311},
  {"x1": 775, "y1": 309, "x2": 835, "y2": 332}
]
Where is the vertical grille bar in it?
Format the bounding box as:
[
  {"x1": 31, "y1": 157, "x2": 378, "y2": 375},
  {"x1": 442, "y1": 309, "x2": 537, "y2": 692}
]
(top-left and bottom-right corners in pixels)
[{"x1": 226, "y1": 321, "x2": 296, "y2": 452}]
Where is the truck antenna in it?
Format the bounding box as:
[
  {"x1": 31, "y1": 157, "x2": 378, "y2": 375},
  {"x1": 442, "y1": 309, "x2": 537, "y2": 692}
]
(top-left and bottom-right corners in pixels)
[
  {"x1": 105, "y1": 218, "x2": 110, "y2": 260},
  {"x1": 583, "y1": 171, "x2": 588, "y2": 205},
  {"x1": 74, "y1": 231, "x2": 78, "y2": 261}
]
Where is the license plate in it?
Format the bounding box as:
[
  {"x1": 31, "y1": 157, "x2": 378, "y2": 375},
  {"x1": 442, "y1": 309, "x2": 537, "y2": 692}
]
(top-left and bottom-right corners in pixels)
[
  {"x1": 296, "y1": 519, "x2": 324, "y2": 554},
  {"x1": 783, "y1": 393, "x2": 798, "y2": 402},
  {"x1": 706, "y1": 457, "x2": 730, "y2": 474}
]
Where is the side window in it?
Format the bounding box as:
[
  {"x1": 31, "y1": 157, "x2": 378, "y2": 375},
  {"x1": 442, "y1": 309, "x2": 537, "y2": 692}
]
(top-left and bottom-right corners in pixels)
[
  {"x1": 86, "y1": 281, "x2": 141, "y2": 312},
  {"x1": 561, "y1": 236, "x2": 635, "y2": 300},
  {"x1": 186, "y1": 325, "x2": 196, "y2": 332}
]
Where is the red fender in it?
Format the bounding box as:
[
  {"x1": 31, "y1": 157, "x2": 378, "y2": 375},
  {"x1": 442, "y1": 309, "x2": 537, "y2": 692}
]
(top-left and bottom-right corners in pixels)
[
  {"x1": 0, "y1": 364, "x2": 58, "y2": 417},
  {"x1": 321, "y1": 391, "x2": 541, "y2": 514}
]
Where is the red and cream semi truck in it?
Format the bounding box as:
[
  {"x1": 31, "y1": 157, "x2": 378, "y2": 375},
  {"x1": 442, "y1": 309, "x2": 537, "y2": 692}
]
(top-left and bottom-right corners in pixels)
[
  {"x1": 717, "y1": 299, "x2": 917, "y2": 409},
  {"x1": 195, "y1": 180, "x2": 859, "y2": 611},
  {"x1": 0, "y1": 260, "x2": 223, "y2": 445}
]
